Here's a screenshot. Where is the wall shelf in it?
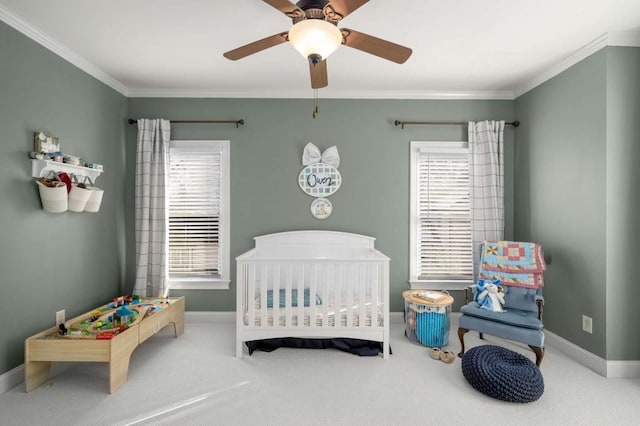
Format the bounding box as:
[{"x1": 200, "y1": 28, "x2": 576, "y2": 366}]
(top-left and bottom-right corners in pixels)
[{"x1": 31, "y1": 159, "x2": 102, "y2": 182}]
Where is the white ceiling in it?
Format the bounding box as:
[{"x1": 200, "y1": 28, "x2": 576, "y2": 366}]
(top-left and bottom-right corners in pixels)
[{"x1": 1, "y1": 0, "x2": 639, "y2": 99}]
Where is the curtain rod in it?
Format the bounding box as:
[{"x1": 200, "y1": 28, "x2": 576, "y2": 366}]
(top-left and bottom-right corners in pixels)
[
  {"x1": 127, "y1": 118, "x2": 245, "y2": 128},
  {"x1": 394, "y1": 120, "x2": 520, "y2": 129}
]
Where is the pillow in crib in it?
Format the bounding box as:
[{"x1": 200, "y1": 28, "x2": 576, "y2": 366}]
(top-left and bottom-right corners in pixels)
[{"x1": 266, "y1": 288, "x2": 322, "y2": 308}]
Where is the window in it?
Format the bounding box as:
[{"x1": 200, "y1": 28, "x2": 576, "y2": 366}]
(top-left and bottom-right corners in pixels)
[
  {"x1": 168, "y1": 140, "x2": 230, "y2": 290},
  {"x1": 409, "y1": 141, "x2": 473, "y2": 290}
]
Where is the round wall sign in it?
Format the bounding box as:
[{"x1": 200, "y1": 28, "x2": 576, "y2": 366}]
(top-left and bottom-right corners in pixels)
[
  {"x1": 310, "y1": 198, "x2": 332, "y2": 219},
  {"x1": 298, "y1": 163, "x2": 342, "y2": 198}
]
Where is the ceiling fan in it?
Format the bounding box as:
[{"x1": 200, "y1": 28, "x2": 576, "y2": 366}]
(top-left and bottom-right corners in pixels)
[{"x1": 223, "y1": 0, "x2": 412, "y2": 89}]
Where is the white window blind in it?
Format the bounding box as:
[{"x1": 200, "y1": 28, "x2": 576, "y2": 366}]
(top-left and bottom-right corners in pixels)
[
  {"x1": 410, "y1": 142, "x2": 473, "y2": 288},
  {"x1": 168, "y1": 141, "x2": 229, "y2": 288}
]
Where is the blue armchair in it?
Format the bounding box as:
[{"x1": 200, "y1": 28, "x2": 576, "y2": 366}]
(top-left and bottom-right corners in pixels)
[{"x1": 457, "y1": 283, "x2": 545, "y2": 366}]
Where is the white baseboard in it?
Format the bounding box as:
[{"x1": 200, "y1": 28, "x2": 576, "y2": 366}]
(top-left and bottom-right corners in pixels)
[
  {"x1": 544, "y1": 330, "x2": 640, "y2": 378},
  {"x1": 606, "y1": 360, "x2": 640, "y2": 379},
  {"x1": 544, "y1": 330, "x2": 608, "y2": 376},
  {"x1": 0, "y1": 364, "x2": 24, "y2": 395}
]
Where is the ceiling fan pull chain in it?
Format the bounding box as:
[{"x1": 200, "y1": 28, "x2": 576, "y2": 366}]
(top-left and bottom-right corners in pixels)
[{"x1": 312, "y1": 89, "x2": 319, "y2": 119}]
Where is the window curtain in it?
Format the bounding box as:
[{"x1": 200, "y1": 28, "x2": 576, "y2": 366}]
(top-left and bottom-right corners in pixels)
[
  {"x1": 468, "y1": 120, "x2": 505, "y2": 278},
  {"x1": 134, "y1": 118, "x2": 171, "y2": 297}
]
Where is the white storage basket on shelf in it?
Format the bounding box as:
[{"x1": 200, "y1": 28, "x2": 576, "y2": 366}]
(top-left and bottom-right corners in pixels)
[
  {"x1": 68, "y1": 183, "x2": 92, "y2": 212},
  {"x1": 84, "y1": 186, "x2": 104, "y2": 212},
  {"x1": 36, "y1": 179, "x2": 67, "y2": 213}
]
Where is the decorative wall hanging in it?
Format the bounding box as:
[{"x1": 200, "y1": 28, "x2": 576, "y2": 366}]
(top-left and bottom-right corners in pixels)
[
  {"x1": 34, "y1": 131, "x2": 60, "y2": 154},
  {"x1": 310, "y1": 198, "x2": 332, "y2": 219},
  {"x1": 298, "y1": 142, "x2": 341, "y2": 219}
]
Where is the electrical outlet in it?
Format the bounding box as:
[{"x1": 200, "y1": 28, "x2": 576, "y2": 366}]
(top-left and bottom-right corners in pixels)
[
  {"x1": 582, "y1": 315, "x2": 593, "y2": 334},
  {"x1": 56, "y1": 309, "x2": 65, "y2": 326}
]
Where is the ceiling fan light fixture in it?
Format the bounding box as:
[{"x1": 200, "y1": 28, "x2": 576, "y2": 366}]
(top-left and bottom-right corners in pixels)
[{"x1": 288, "y1": 19, "x2": 342, "y2": 63}]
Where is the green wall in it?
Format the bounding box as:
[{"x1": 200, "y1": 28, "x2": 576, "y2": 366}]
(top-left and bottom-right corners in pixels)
[
  {"x1": 514, "y1": 46, "x2": 640, "y2": 360},
  {"x1": 605, "y1": 47, "x2": 640, "y2": 360},
  {"x1": 126, "y1": 98, "x2": 516, "y2": 312},
  {"x1": 0, "y1": 21, "x2": 127, "y2": 375}
]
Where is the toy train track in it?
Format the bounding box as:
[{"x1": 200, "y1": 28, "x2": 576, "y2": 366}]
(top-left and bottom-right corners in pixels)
[{"x1": 58, "y1": 303, "x2": 156, "y2": 339}]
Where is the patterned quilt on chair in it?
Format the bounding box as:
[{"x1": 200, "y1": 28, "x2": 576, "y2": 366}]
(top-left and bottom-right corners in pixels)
[{"x1": 478, "y1": 241, "x2": 546, "y2": 288}]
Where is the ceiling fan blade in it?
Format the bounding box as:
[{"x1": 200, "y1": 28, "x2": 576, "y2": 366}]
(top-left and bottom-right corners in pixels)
[
  {"x1": 223, "y1": 32, "x2": 289, "y2": 61},
  {"x1": 309, "y1": 59, "x2": 328, "y2": 89},
  {"x1": 341, "y1": 28, "x2": 412, "y2": 64},
  {"x1": 263, "y1": 0, "x2": 305, "y2": 19},
  {"x1": 325, "y1": 0, "x2": 369, "y2": 21}
]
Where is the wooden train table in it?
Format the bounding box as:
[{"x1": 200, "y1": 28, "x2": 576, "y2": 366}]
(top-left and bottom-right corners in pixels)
[{"x1": 24, "y1": 296, "x2": 185, "y2": 393}]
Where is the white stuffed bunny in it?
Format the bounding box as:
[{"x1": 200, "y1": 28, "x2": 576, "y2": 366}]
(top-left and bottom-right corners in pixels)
[{"x1": 475, "y1": 280, "x2": 506, "y2": 312}]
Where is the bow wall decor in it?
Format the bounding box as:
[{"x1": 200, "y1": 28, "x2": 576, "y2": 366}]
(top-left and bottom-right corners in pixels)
[
  {"x1": 302, "y1": 142, "x2": 340, "y2": 168},
  {"x1": 298, "y1": 142, "x2": 342, "y2": 219}
]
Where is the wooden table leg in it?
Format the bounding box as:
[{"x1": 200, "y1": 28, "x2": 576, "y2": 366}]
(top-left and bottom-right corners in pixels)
[
  {"x1": 170, "y1": 297, "x2": 185, "y2": 337},
  {"x1": 25, "y1": 360, "x2": 51, "y2": 392},
  {"x1": 108, "y1": 325, "x2": 139, "y2": 393}
]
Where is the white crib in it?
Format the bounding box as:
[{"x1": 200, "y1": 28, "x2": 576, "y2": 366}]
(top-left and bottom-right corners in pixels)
[{"x1": 236, "y1": 231, "x2": 390, "y2": 358}]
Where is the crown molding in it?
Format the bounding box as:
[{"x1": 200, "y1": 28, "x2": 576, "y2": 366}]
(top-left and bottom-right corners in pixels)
[
  {"x1": 513, "y1": 31, "x2": 640, "y2": 98},
  {"x1": 126, "y1": 87, "x2": 514, "y2": 100},
  {"x1": 513, "y1": 33, "x2": 609, "y2": 98},
  {"x1": 607, "y1": 30, "x2": 640, "y2": 46},
  {"x1": 0, "y1": 5, "x2": 129, "y2": 96}
]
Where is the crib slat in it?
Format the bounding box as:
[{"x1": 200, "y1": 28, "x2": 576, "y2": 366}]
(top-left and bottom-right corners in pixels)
[
  {"x1": 285, "y1": 264, "x2": 293, "y2": 327},
  {"x1": 358, "y1": 264, "x2": 366, "y2": 328},
  {"x1": 333, "y1": 263, "x2": 346, "y2": 328},
  {"x1": 322, "y1": 264, "x2": 330, "y2": 328},
  {"x1": 371, "y1": 263, "x2": 379, "y2": 328},
  {"x1": 346, "y1": 264, "x2": 354, "y2": 328},
  {"x1": 272, "y1": 263, "x2": 280, "y2": 328},
  {"x1": 248, "y1": 263, "x2": 256, "y2": 328},
  {"x1": 310, "y1": 264, "x2": 318, "y2": 328},
  {"x1": 260, "y1": 265, "x2": 268, "y2": 327},
  {"x1": 297, "y1": 264, "x2": 304, "y2": 327}
]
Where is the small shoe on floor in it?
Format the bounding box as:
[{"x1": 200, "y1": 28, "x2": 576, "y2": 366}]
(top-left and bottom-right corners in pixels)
[
  {"x1": 440, "y1": 350, "x2": 455, "y2": 363},
  {"x1": 430, "y1": 347, "x2": 441, "y2": 360}
]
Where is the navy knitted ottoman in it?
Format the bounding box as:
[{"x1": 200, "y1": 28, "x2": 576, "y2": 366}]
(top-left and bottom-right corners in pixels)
[{"x1": 461, "y1": 345, "x2": 544, "y2": 403}]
